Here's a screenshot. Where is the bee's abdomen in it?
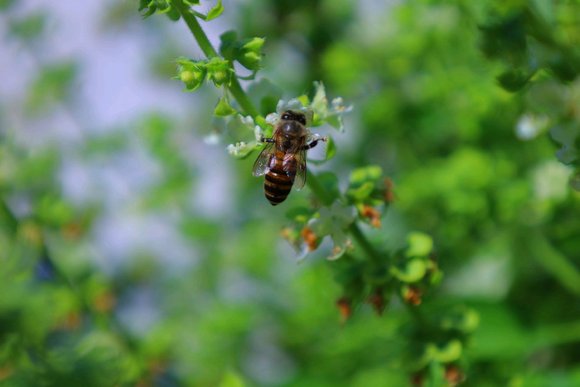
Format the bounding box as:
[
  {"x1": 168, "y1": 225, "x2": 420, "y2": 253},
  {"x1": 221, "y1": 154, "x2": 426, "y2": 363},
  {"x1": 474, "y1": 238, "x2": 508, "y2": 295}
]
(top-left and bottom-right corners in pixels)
[{"x1": 264, "y1": 166, "x2": 294, "y2": 206}]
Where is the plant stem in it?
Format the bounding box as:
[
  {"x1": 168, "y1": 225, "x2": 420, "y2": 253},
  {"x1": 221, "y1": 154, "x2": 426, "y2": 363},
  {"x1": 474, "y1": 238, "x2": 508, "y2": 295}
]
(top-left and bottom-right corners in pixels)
[
  {"x1": 349, "y1": 222, "x2": 382, "y2": 262},
  {"x1": 228, "y1": 77, "x2": 259, "y2": 117},
  {"x1": 172, "y1": 0, "x2": 259, "y2": 117}
]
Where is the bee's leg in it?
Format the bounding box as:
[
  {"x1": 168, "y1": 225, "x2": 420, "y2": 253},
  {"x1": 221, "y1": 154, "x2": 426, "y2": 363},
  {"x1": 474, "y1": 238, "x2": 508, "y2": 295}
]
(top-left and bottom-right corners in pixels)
[
  {"x1": 260, "y1": 137, "x2": 275, "y2": 143},
  {"x1": 302, "y1": 135, "x2": 328, "y2": 150}
]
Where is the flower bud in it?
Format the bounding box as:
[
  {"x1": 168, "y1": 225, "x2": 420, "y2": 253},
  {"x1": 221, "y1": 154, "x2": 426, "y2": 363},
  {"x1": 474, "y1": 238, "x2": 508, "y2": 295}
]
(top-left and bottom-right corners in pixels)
[
  {"x1": 176, "y1": 58, "x2": 206, "y2": 91},
  {"x1": 237, "y1": 37, "x2": 265, "y2": 71},
  {"x1": 336, "y1": 297, "x2": 352, "y2": 323},
  {"x1": 444, "y1": 364, "x2": 464, "y2": 386},
  {"x1": 206, "y1": 57, "x2": 233, "y2": 87},
  {"x1": 300, "y1": 226, "x2": 318, "y2": 251},
  {"x1": 402, "y1": 285, "x2": 422, "y2": 305},
  {"x1": 360, "y1": 204, "x2": 381, "y2": 228},
  {"x1": 367, "y1": 288, "x2": 386, "y2": 315}
]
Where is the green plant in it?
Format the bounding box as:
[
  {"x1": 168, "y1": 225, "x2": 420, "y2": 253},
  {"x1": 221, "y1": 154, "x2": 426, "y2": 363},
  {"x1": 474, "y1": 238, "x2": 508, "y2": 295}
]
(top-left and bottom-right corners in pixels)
[{"x1": 140, "y1": 0, "x2": 479, "y2": 384}]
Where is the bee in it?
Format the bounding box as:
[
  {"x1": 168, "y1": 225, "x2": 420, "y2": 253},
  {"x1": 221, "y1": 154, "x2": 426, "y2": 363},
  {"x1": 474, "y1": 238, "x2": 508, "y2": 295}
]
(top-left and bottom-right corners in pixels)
[{"x1": 253, "y1": 110, "x2": 326, "y2": 205}]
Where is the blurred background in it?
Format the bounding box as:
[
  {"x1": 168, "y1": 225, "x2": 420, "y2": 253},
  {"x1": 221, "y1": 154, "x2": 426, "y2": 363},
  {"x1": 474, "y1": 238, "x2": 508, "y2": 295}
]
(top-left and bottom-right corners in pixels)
[{"x1": 1, "y1": 0, "x2": 579, "y2": 386}]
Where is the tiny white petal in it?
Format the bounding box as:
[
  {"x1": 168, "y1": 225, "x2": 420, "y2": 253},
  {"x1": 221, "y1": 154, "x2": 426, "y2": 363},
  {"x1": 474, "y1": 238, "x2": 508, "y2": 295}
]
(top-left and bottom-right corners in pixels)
[
  {"x1": 265, "y1": 113, "x2": 279, "y2": 125},
  {"x1": 254, "y1": 125, "x2": 263, "y2": 141},
  {"x1": 240, "y1": 115, "x2": 255, "y2": 127}
]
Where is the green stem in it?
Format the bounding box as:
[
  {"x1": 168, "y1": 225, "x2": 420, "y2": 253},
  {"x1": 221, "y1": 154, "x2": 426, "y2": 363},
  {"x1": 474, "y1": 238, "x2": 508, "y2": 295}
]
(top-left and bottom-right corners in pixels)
[
  {"x1": 172, "y1": 0, "x2": 259, "y2": 117},
  {"x1": 349, "y1": 222, "x2": 382, "y2": 263},
  {"x1": 521, "y1": 228, "x2": 580, "y2": 296},
  {"x1": 228, "y1": 76, "x2": 259, "y2": 117}
]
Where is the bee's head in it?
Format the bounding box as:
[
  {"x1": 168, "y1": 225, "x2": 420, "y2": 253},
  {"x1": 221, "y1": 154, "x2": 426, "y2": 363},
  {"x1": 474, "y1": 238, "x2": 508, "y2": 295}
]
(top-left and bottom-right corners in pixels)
[{"x1": 281, "y1": 110, "x2": 307, "y2": 126}]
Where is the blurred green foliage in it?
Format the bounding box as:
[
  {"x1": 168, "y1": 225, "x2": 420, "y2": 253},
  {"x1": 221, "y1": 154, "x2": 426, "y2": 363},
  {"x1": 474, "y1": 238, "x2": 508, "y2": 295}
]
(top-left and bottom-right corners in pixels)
[{"x1": 1, "y1": 0, "x2": 580, "y2": 386}]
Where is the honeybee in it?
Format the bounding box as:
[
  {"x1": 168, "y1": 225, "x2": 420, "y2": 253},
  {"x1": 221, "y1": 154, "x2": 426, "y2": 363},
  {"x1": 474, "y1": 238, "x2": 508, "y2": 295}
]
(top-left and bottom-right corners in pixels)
[{"x1": 253, "y1": 110, "x2": 326, "y2": 205}]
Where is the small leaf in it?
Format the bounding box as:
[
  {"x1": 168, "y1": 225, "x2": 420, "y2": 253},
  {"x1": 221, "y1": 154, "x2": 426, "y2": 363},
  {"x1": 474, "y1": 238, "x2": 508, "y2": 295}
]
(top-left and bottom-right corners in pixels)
[
  {"x1": 138, "y1": 0, "x2": 157, "y2": 18},
  {"x1": 219, "y1": 30, "x2": 238, "y2": 59},
  {"x1": 214, "y1": 96, "x2": 237, "y2": 117},
  {"x1": 206, "y1": 0, "x2": 224, "y2": 21},
  {"x1": 347, "y1": 181, "x2": 374, "y2": 201},
  {"x1": 25, "y1": 61, "x2": 78, "y2": 114},
  {"x1": 391, "y1": 258, "x2": 427, "y2": 283},
  {"x1": 429, "y1": 340, "x2": 463, "y2": 363},
  {"x1": 406, "y1": 232, "x2": 433, "y2": 257},
  {"x1": 349, "y1": 165, "x2": 383, "y2": 185},
  {"x1": 8, "y1": 12, "x2": 46, "y2": 41},
  {"x1": 497, "y1": 68, "x2": 535, "y2": 92},
  {"x1": 324, "y1": 136, "x2": 336, "y2": 161}
]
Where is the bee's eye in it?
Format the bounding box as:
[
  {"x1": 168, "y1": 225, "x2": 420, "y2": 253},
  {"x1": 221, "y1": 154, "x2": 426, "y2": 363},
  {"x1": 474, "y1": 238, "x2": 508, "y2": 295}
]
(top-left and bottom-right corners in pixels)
[
  {"x1": 298, "y1": 116, "x2": 306, "y2": 125},
  {"x1": 281, "y1": 113, "x2": 290, "y2": 120}
]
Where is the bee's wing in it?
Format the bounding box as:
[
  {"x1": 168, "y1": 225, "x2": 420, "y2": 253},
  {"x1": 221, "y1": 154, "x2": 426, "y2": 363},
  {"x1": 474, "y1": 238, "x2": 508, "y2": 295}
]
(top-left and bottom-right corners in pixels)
[
  {"x1": 252, "y1": 141, "x2": 276, "y2": 177},
  {"x1": 292, "y1": 143, "x2": 308, "y2": 191}
]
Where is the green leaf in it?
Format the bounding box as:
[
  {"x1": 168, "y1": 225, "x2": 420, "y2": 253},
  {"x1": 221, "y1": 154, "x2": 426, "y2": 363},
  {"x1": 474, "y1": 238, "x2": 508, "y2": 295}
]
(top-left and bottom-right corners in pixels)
[
  {"x1": 219, "y1": 30, "x2": 238, "y2": 60},
  {"x1": 347, "y1": 181, "x2": 374, "y2": 201},
  {"x1": 206, "y1": 0, "x2": 224, "y2": 21},
  {"x1": 428, "y1": 340, "x2": 463, "y2": 363},
  {"x1": 324, "y1": 136, "x2": 336, "y2": 161},
  {"x1": 497, "y1": 68, "x2": 535, "y2": 92},
  {"x1": 8, "y1": 12, "x2": 46, "y2": 41},
  {"x1": 214, "y1": 96, "x2": 237, "y2": 117},
  {"x1": 406, "y1": 232, "x2": 433, "y2": 257},
  {"x1": 25, "y1": 61, "x2": 78, "y2": 115},
  {"x1": 391, "y1": 258, "x2": 427, "y2": 283},
  {"x1": 138, "y1": 0, "x2": 157, "y2": 18},
  {"x1": 349, "y1": 165, "x2": 383, "y2": 185}
]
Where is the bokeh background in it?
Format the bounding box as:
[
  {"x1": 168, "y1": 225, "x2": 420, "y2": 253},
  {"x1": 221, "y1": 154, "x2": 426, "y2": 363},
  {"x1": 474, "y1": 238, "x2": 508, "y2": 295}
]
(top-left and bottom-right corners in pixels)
[{"x1": 1, "y1": 0, "x2": 580, "y2": 386}]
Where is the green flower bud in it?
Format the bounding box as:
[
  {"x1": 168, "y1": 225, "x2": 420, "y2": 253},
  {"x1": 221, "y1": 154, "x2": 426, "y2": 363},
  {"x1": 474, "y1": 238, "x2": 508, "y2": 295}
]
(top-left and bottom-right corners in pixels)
[
  {"x1": 176, "y1": 58, "x2": 206, "y2": 91},
  {"x1": 239, "y1": 51, "x2": 262, "y2": 70},
  {"x1": 242, "y1": 37, "x2": 265, "y2": 53},
  {"x1": 206, "y1": 57, "x2": 233, "y2": 87},
  {"x1": 237, "y1": 37, "x2": 265, "y2": 71}
]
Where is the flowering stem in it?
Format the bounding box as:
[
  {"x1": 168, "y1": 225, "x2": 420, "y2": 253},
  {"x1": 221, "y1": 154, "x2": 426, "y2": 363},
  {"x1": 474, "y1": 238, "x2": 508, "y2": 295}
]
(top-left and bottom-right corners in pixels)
[
  {"x1": 306, "y1": 174, "x2": 383, "y2": 263},
  {"x1": 172, "y1": 0, "x2": 259, "y2": 117},
  {"x1": 171, "y1": 2, "x2": 381, "y2": 267}
]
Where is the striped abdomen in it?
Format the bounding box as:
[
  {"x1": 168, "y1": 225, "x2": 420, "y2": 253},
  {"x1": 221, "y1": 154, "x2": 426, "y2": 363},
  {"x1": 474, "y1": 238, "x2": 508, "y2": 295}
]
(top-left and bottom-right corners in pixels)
[{"x1": 264, "y1": 151, "x2": 296, "y2": 206}]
